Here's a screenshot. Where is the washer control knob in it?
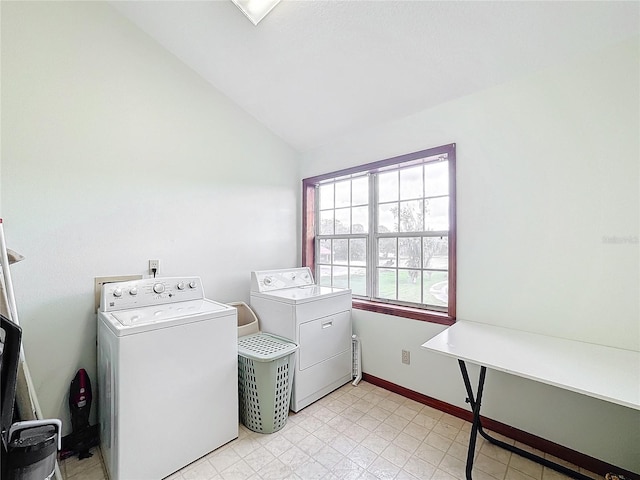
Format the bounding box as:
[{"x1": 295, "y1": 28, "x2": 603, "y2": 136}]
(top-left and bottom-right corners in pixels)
[
  {"x1": 177, "y1": 282, "x2": 185, "y2": 290},
  {"x1": 188, "y1": 281, "x2": 197, "y2": 289},
  {"x1": 113, "y1": 288, "x2": 123, "y2": 298},
  {"x1": 264, "y1": 277, "x2": 272, "y2": 286},
  {"x1": 129, "y1": 287, "x2": 138, "y2": 296},
  {"x1": 153, "y1": 283, "x2": 165, "y2": 294}
]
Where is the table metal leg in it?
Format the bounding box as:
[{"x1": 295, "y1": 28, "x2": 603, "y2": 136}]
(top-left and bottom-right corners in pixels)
[
  {"x1": 458, "y1": 360, "x2": 486, "y2": 480},
  {"x1": 457, "y1": 360, "x2": 593, "y2": 480}
]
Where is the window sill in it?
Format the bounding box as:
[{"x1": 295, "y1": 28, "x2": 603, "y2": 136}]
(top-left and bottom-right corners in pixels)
[{"x1": 352, "y1": 299, "x2": 455, "y2": 326}]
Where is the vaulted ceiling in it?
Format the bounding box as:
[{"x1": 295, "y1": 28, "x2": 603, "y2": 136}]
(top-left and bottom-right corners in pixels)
[{"x1": 111, "y1": 1, "x2": 640, "y2": 152}]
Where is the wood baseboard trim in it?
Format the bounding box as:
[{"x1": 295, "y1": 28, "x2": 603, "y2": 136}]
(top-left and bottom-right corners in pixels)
[{"x1": 362, "y1": 373, "x2": 638, "y2": 479}]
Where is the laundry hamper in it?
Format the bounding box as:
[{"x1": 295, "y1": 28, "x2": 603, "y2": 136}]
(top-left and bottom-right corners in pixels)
[{"x1": 237, "y1": 333, "x2": 298, "y2": 434}]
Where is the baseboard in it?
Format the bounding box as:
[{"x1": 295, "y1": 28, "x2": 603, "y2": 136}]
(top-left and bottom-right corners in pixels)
[{"x1": 362, "y1": 373, "x2": 638, "y2": 479}]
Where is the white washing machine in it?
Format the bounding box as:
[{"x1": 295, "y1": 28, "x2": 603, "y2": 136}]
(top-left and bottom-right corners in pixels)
[
  {"x1": 97, "y1": 277, "x2": 237, "y2": 480},
  {"x1": 250, "y1": 267, "x2": 352, "y2": 412}
]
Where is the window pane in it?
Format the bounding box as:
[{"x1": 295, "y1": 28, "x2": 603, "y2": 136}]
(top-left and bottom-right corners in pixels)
[
  {"x1": 333, "y1": 239, "x2": 348, "y2": 265},
  {"x1": 319, "y1": 265, "x2": 332, "y2": 286},
  {"x1": 425, "y1": 160, "x2": 449, "y2": 197},
  {"x1": 423, "y1": 237, "x2": 448, "y2": 269},
  {"x1": 424, "y1": 197, "x2": 449, "y2": 231},
  {"x1": 398, "y1": 269, "x2": 421, "y2": 303},
  {"x1": 399, "y1": 237, "x2": 421, "y2": 268},
  {"x1": 349, "y1": 238, "x2": 367, "y2": 266},
  {"x1": 335, "y1": 180, "x2": 351, "y2": 208},
  {"x1": 398, "y1": 200, "x2": 424, "y2": 232},
  {"x1": 320, "y1": 210, "x2": 334, "y2": 235},
  {"x1": 333, "y1": 266, "x2": 348, "y2": 288},
  {"x1": 319, "y1": 183, "x2": 334, "y2": 210},
  {"x1": 378, "y1": 171, "x2": 398, "y2": 203},
  {"x1": 423, "y1": 270, "x2": 448, "y2": 307},
  {"x1": 349, "y1": 267, "x2": 367, "y2": 296},
  {"x1": 400, "y1": 166, "x2": 423, "y2": 200},
  {"x1": 318, "y1": 239, "x2": 332, "y2": 265},
  {"x1": 352, "y1": 177, "x2": 368, "y2": 206},
  {"x1": 352, "y1": 206, "x2": 368, "y2": 233},
  {"x1": 335, "y1": 208, "x2": 350, "y2": 234},
  {"x1": 308, "y1": 144, "x2": 455, "y2": 316},
  {"x1": 377, "y1": 268, "x2": 397, "y2": 299},
  {"x1": 378, "y1": 203, "x2": 398, "y2": 232},
  {"x1": 378, "y1": 238, "x2": 397, "y2": 267}
]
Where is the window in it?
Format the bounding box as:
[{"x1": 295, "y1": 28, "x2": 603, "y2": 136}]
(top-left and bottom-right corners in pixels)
[{"x1": 302, "y1": 144, "x2": 456, "y2": 325}]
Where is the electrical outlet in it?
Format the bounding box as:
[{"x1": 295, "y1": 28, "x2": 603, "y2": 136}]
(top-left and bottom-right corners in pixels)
[
  {"x1": 149, "y1": 259, "x2": 160, "y2": 276},
  {"x1": 94, "y1": 275, "x2": 142, "y2": 313},
  {"x1": 402, "y1": 349, "x2": 410, "y2": 365}
]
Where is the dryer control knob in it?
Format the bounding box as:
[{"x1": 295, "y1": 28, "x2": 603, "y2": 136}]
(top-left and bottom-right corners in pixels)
[
  {"x1": 177, "y1": 282, "x2": 185, "y2": 290},
  {"x1": 129, "y1": 287, "x2": 138, "y2": 296},
  {"x1": 188, "y1": 281, "x2": 196, "y2": 289},
  {"x1": 113, "y1": 288, "x2": 123, "y2": 297},
  {"x1": 153, "y1": 283, "x2": 165, "y2": 294}
]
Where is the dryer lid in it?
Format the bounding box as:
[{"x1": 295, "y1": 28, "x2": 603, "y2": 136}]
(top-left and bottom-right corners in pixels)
[{"x1": 251, "y1": 285, "x2": 350, "y2": 304}]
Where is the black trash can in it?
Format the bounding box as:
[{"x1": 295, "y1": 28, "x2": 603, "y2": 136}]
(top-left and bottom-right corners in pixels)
[
  {"x1": 6, "y1": 420, "x2": 62, "y2": 480},
  {"x1": 2, "y1": 315, "x2": 62, "y2": 480}
]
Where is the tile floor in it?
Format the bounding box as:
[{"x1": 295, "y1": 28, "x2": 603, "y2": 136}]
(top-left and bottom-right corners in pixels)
[{"x1": 60, "y1": 381, "x2": 602, "y2": 480}]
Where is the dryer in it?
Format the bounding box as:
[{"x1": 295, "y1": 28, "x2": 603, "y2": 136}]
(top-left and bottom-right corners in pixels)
[
  {"x1": 250, "y1": 267, "x2": 352, "y2": 412},
  {"x1": 97, "y1": 277, "x2": 237, "y2": 480}
]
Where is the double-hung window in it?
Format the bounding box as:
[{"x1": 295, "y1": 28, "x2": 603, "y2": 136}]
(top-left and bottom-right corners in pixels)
[{"x1": 302, "y1": 144, "x2": 456, "y2": 324}]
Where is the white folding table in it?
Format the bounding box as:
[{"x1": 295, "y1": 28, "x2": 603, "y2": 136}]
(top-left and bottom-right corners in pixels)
[{"x1": 421, "y1": 321, "x2": 640, "y2": 480}]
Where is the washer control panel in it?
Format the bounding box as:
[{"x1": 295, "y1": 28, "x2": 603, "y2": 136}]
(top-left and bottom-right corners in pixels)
[
  {"x1": 251, "y1": 267, "x2": 314, "y2": 293},
  {"x1": 100, "y1": 276, "x2": 204, "y2": 312}
]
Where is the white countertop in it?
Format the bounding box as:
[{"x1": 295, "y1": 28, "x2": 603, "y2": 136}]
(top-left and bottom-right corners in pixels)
[{"x1": 421, "y1": 321, "x2": 640, "y2": 410}]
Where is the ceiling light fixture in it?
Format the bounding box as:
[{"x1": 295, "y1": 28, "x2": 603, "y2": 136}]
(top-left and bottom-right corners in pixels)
[{"x1": 231, "y1": 0, "x2": 281, "y2": 25}]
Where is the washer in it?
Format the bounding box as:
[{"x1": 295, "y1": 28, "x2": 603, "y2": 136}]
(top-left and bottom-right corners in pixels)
[
  {"x1": 250, "y1": 267, "x2": 352, "y2": 412},
  {"x1": 97, "y1": 277, "x2": 237, "y2": 480}
]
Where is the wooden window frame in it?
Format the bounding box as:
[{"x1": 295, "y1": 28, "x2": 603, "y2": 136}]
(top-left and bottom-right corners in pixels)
[{"x1": 302, "y1": 143, "x2": 456, "y2": 326}]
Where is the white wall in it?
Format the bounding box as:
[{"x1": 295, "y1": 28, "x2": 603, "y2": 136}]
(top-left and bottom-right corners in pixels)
[
  {"x1": 1, "y1": 2, "x2": 299, "y2": 434},
  {"x1": 302, "y1": 37, "x2": 640, "y2": 472}
]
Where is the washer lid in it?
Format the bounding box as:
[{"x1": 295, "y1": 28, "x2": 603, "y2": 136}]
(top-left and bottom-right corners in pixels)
[
  {"x1": 101, "y1": 299, "x2": 233, "y2": 336},
  {"x1": 112, "y1": 299, "x2": 227, "y2": 326},
  {"x1": 252, "y1": 285, "x2": 350, "y2": 304}
]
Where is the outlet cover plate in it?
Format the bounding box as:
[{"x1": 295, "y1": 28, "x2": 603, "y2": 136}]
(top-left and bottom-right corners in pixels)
[
  {"x1": 94, "y1": 275, "x2": 142, "y2": 312},
  {"x1": 402, "y1": 349, "x2": 411, "y2": 365}
]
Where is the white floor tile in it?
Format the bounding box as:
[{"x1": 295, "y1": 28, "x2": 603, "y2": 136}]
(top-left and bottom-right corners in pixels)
[{"x1": 73, "y1": 381, "x2": 605, "y2": 480}]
